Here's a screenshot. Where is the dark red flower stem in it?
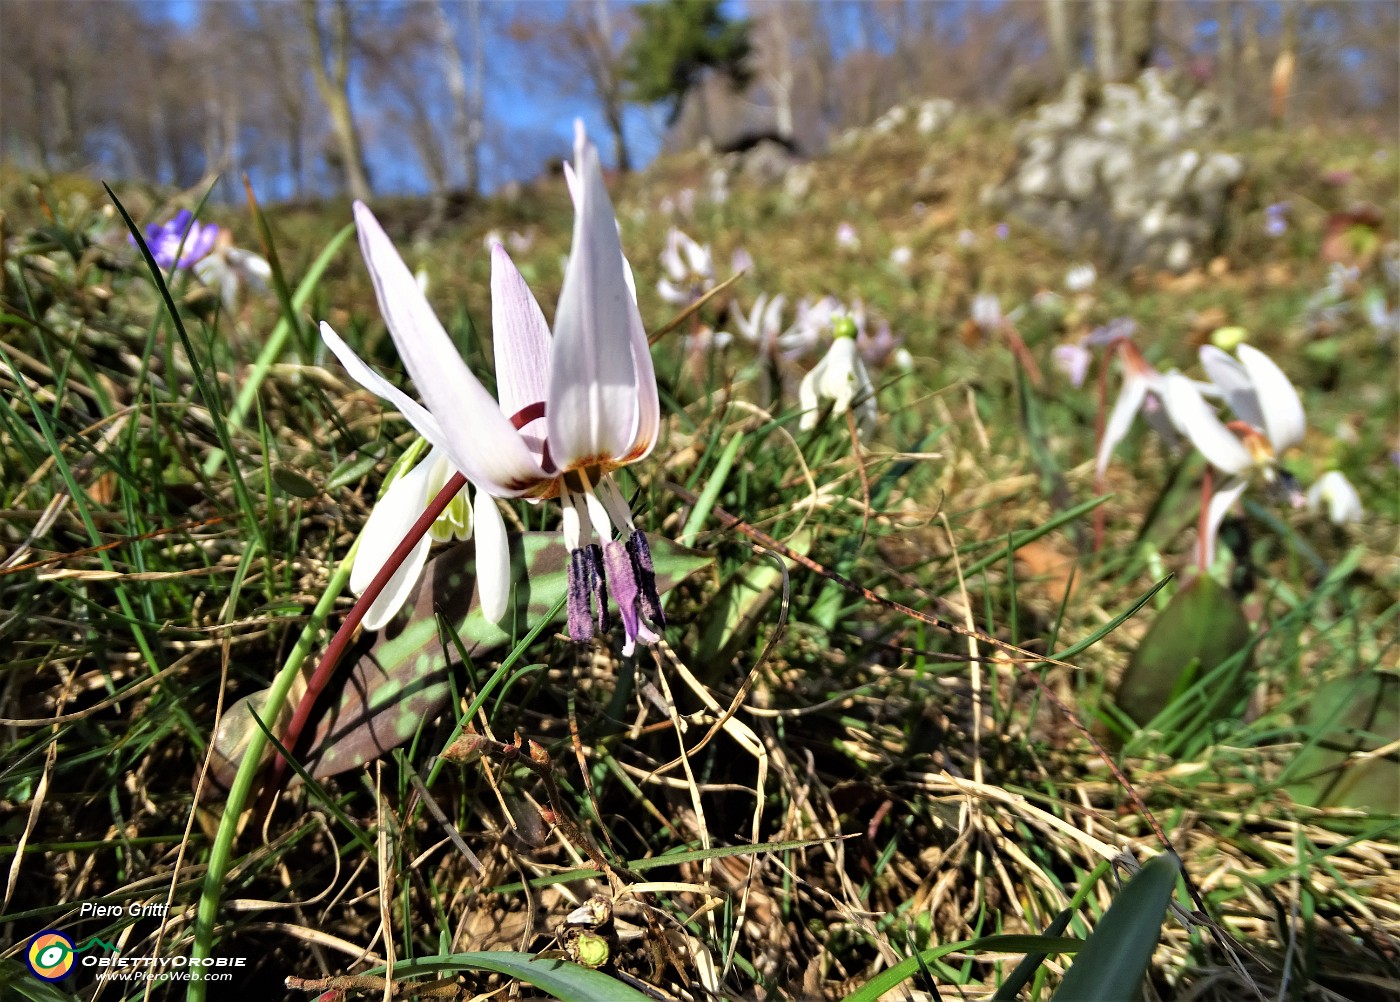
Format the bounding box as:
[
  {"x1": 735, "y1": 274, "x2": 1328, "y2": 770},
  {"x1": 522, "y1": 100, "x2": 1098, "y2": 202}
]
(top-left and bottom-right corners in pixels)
[{"x1": 256, "y1": 471, "x2": 469, "y2": 817}]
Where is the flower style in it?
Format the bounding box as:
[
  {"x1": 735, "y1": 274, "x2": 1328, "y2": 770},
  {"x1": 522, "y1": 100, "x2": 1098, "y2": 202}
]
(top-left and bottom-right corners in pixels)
[
  {"x1": 321, "y1": 122, "x2": 663, "y2": 654},
  {"x1": 798, "y1": 314, "x2": 877, "y2": 438},
  {"x1": 138, "y1": 209, "x2": 219, "y2": 270},
  {"x1": 1307, "y1": 470, "x2": 1363, "y2": 525},
  {"x1": 1164, "y1": 344, "x2": 1306, "y2": 563},
  {"x1": 656, "y1": 227, "x2": 715, "y2": 306}
]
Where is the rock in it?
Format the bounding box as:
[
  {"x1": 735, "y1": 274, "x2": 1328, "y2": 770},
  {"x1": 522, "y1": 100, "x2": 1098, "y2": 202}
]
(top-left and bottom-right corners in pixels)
[{"x1": 992, "y1": 69, "x2": 1244, "y2": 272}]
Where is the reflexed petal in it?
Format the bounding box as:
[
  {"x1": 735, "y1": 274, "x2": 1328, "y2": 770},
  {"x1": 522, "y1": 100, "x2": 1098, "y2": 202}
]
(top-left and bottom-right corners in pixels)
[
  {"x1": 547, "y1": 123, "x2": 647, "y2": 468},
  {"x1": 1164, "y1": 373, "x2": 1254, "y2": 475},
  {"x1": 228, "y1": 247, "x2": 272, "y2": 286},
  {"x1": 1199, "y1": 346, "x2": 1264, "y2": 431},
  {"x1": 797, "y1": 358, "x2": 824, "y2": 431},
  {"x1": 1096, "y1": 371, "x2": 1149, "y2": 479},
  {"x1": 1237, "y1": 344, "x2": 1305, "y2": 452},
  {"x1": 1307, "y1": 470, "x2": 1363, "y2": 524},
  {"x1": 472, "y1": 489, "x2": 511, "y2": 623},
  {"x1": 656, "y1": 277, "x2": 688, "y2": 305},
  {"x1": 626, "y1": 300, "x2": 660, "y2": 461},
  {"x1": 490, "y1": 245, "x2": 552, "y2": 460},
  {"x1": 354, "y1": 202, "x2": 543, "y2": 495},
  {"x1": 1201, "y1": 477, "x2": 1248, "y2": 567},
  {"x1": 320, "y1": 322, "x2": 445, "y2": 448},
  {"x1": 562, "y1": 160, "x2": 580, "y2": 207},
  {"x1": 660, "y1": 229, "x2": 687, "y2": 281},
  {"x1": 353, "y1": 457, "x2": 436, "y2": 631}
]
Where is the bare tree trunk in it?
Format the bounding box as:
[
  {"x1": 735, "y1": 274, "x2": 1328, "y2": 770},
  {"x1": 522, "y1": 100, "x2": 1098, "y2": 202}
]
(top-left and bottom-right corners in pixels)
[
  {"x1": 467, "y1": 0, "x2": 485, "y2": 192},
  {"x1": 300, "y1": 0, "x2": 372, "y2": 201},
  {"x1": 430, "y1": 0, "x2": 472, "y2": 193},
  {"x1": 588, "y1": 0, "x2": 629, "y2": 172},
  {"x1": 1091, "y1": 0, "x2": 1117, "y2": 83},
  {"x1": 1120, "y1": 0, "x2": 1158, "y2": 76},
  {"x1": 1216, "y1": 0, "x2": 1236, "y2": 126},
  {"x1": 1270, "y1": 0, "x2": 1300, "y2": 126},
  {"x1": 1045, "y1": 0, "x2": 1076, "y2": 85}
]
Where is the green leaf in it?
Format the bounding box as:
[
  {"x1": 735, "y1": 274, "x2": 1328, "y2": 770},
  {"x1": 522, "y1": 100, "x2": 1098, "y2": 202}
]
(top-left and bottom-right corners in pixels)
[
  {"x1": 0, "y1": 958, "x2": 83, "y2": 1002},
  {"x1": 371, "y1": 951, "x2": 655, "y2": 1002},
  {"x1": 839, "y1": 934, "x2": 1082, "y2": 1002},
  {"x1": 1050, "y1": 853, "x2": 1181, "y2": 1001},
  {"x1": 1284, "y1": 671, "x2": 1400, "y2": 814},
  {"x1": 271, "y1": 465, "x2": 320, "y2": 499},
  {"x1": 1114, "y1": 574, "x2": 1252, "y2": 729},
  {"x1": 207, "y1": 533, "x2": 710, "y2": 787}
]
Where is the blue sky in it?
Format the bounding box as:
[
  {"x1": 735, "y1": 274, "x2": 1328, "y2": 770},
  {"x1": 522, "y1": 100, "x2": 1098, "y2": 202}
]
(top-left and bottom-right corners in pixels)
[{"x1": 148, "y1": 0, "x2": 674, "y2": 196}]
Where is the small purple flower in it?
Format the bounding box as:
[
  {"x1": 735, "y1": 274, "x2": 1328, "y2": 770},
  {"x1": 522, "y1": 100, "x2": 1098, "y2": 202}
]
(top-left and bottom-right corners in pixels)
[
  {"x1": 136, "y1": 210, "x2": 219, "y2": 270},
  {"x1": 1264, "y1": 202, "x2": 1288, "y2": 238},
  {"x1": 1085, "y1": 317, "x2": 1138, "y2": 348},
  {"x1": 994, "y1": 223, "x2": 1009, "y2": 241},
  {"x1": 1052, "y1": 342, "x2": 1092, "y2": 388}
]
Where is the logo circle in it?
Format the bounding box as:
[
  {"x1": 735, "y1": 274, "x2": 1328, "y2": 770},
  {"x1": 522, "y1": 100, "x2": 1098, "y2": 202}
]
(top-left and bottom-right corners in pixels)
[{"x1": 26, "y1": 930, "x2": 76, "y2": 981}]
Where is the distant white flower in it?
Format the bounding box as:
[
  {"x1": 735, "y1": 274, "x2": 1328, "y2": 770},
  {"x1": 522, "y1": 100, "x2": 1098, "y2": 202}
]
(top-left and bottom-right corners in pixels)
[
  {"x1": 1165, "y1": 344, "x2": 1306, "y2": 562},
  {"x1": 730, "y1": 246, "x2": 754, "y2": 275},
  {"x1": 657, "y1": 227, "x2": 715, "y2": 306},
  {"x1": 1097, "y1": 340, "x2": 1176, "y2": 480},
  {"x1": 971, "y1": 293, "x2": 1003, "y2": 335},
  {"x1": 836, "y1": 221, "x2": 860, "y2": 251},
  {"x1": 1307, "y1": 471, "x2": 1363, "y2": 525},
  {"x1": 890, "y1": 245, "x2": 913, "y2": 268},
  {"x1": 1065, "y1": 263, "x2": 1097, "y2": 293},
  {"x1": 192, "y1": 231, "x2": 271, "y2": 311},
  {"x1": 957, "y1": 228, "x2": 976, "y2": 247},
  {"x1": 798, "y1": 315, "x2": 877, "y2": 438},
  {"x1": 783, "y1": 295, "x2": 842, "y2": 358},
  {"x1": 1052, "y1": 341, "x2": 1092, "y2": 388}
]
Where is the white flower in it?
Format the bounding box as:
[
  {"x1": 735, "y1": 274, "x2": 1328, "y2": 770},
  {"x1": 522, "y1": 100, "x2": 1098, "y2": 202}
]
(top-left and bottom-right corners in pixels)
[
  {"x1": 889, "y1": 245, "x2": 913, "y2": 268},
  {"x1": 971, "y1": 293, "x2": 1003, "y2": 335},
  {"x1": 321, "y1": 122, "x2": 663, "y2": 654},
  {"x1": 1307, "y1": 471, "x2": 1363, "y2": 524},
  {"x1": 798, "y1": 318, "x2": 877, "y2": 439},
  {"x1": 1165, "y1": 344, "x2": 1306, "y2": 562},
  {"x1": 1052, "y1": 341, "x2": 1092, "y2": 388},
  {"x1": 192, "y1": 231, "x2": 271, "y2": 312},
  {"x1": 656, "y1": 227, "x2": 715, "y2": 306},
  {"x1": 835, "y1": 221, "x2": 860, "y2": 251},
  {"x1": 1065, "y1": 263, "x2": 1097, "y2": 293}
]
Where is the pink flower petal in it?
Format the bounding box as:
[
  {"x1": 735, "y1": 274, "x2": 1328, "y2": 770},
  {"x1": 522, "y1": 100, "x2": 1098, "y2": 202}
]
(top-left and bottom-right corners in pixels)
[
  {"x1": 546, "y1": 123, "x2": 653, "y2": 469},
  {"x1": 1164, "y1": 372, "x2": 1253, "y2": 475},
  {"x1": 354, "y1": 202, "x2": 543, "y2": 495},
  {"x1": 1236, "y1": 344, "x2": 1305, "y2": 452}
]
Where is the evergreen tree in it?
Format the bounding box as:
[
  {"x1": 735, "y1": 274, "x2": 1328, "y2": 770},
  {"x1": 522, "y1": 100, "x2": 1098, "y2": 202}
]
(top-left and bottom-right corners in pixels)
[{"x1": 623, "y1": 0, "x2": 751, "y2": 125}]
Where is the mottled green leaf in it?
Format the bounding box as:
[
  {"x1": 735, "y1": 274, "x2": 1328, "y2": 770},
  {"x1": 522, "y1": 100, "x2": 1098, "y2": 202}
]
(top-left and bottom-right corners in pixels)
[
  {"x1": 1285, "y1": 671, "x2": 1400, "y2": 814},
  {"x1": 209, "y1": 533, "x2": 709, "y2": 787},
  {"x1": 1114, "y1": 574, "x2": 1252, "y2": 729}
]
